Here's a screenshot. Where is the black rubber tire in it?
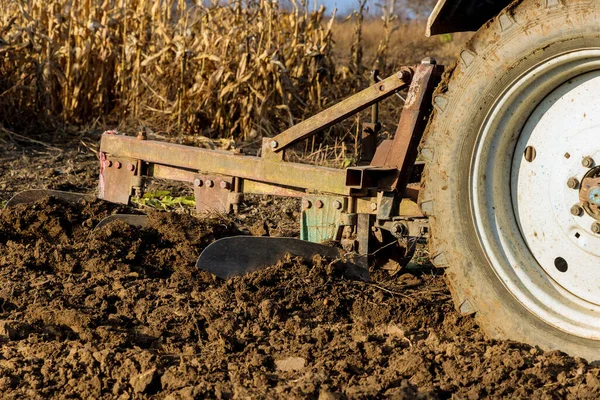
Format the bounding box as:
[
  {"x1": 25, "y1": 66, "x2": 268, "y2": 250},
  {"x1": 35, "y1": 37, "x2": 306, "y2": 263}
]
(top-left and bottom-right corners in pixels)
[{"x1": 420, "y1": 0, "x2": 600, "y2": 360}]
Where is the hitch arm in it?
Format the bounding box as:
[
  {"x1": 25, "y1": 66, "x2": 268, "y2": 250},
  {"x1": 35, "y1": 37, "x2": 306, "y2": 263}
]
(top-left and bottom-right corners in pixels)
[{"x1": 267, "y1": 69, "x2": 412, "y2": 153}]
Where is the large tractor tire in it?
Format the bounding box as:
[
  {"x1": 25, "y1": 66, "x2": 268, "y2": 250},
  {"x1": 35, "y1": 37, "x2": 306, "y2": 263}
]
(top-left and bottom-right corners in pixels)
[{"x1": 421, "y1": 0, "x2": 600, "y2": 359}]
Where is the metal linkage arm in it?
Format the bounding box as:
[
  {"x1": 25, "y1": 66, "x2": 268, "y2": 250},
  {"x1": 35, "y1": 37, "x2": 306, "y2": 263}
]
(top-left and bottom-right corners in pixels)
[{"x1": 268, "y1": 68, "x2": 413, "y2": 152}]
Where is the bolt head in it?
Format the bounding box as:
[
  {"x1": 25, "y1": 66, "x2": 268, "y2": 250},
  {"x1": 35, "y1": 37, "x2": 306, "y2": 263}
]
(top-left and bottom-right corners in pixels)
[
  {"x1": 571, "y1": 205, "x2": 584, "y2": 217},
  {"x1": 127, "y1": 163, "x2": 135, "y2": 171},
  {"x1": 220, "y1": 181, "x2": 231, "y2": 190},
  {"x1": 397, "y1": 70, "x2": 410, "y2": 80},
  {"x1": 114, "y1": 161, "x2": 122, "y2": 169},
  {"x1": 194, "y1": 178, "x2": 202, "y2": 187},
  {"x1": 270, "y1": 140, "x2": 279, "y2": 149},
  {"x1": 378, "y1": 84, "x2": 385, "y2": 92},
  {"x1": 582, "y1": 156, "x2": 595, "y2": 168},
  {"x1": 592, "y1": 222, "x2": 600, "y2": 234},
  {"x1": 105, "y1": 160, "x2": 112, "y2": 168},
  {"x1": 332, "y1": 200, "x2": 342, "y2": 210},
  {"x1": 206, "y1": 180, "x2": 214, "y2": 188},
  {"x1": 315, "y1": 200, "x2": 324, "y2": 209},
  {"x1": 391, "y1": 223, "x2": 407, "y2": 236},
  {"x1": 567, "y1": 177, "x2": 580, "y2": 190},
  {"x1": 421, "y1": 57, "x2": 437, "y2": 65},
  {"x1": 302, "y1": 199, "x2": 312, "y2": 209},
  {"x1": 370, "y1": 202, "x2": 378, "y2": 211}
]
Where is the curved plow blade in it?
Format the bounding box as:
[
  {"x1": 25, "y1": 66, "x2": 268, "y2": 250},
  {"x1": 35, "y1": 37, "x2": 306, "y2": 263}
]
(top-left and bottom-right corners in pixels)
[
  {"x1": 197, "y1": 236, "x2": 369, "y2": 281},
  {"x1": 94, "y1": 214, "x2": 148, "y2": 231},
  {"x1": 6, "y1": 189, "x2": 95, "y2": 208}
]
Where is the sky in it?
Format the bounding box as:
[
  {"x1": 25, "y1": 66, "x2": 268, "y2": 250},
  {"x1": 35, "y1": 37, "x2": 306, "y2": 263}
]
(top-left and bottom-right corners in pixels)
[
  {"x1": 293, "y1": 0, "x2": 431, "y2": 18},
  {"x1": 307, "y1": 0, "x2": 381, "y2": 14},
  {"x1": 194, "y1": 0, "x2": 433, "y2": 18}
]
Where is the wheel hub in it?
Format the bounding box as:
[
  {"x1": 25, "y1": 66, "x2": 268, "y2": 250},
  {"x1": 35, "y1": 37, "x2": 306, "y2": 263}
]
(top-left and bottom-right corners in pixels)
[
  {"x1": 580, "y1": 167, "x2": 600, "y2": 220},
  {"x1": 514, "y1": 70, "x2": 600, "y2": 306}
]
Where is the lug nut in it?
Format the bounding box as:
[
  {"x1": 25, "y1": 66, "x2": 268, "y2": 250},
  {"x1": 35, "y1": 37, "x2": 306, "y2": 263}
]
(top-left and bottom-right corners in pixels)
[
  {"x1": 206, "y1": 180, "x2": 214, "y2": 188},
  {"x1": 571, "y1": 205, "x2": 584, "y2": 217},
  {"x1": 567, "y1": 177, "x2": 580, "y2": 190},
  {"x1": 315, "y1": 200, "x2": 324, "y2": 209},
  {"x1": 220, "y1": 181, "x2": 231, "y2": 190},
  {"x1": 194, "y1": 178, "x2": 203, "y2": 187},
  {"x1": 582, "y1": 156, "x2": 595, "y2": 168},
  {"x1": 332, "y1": 200, "x2": 342, "y2": 210},
  {"x1": 592, "y1": 222, "x2": 600, "y2": 234},
  {"x1": 302, "y1": 199, "x2": 312, "y2": 209}
]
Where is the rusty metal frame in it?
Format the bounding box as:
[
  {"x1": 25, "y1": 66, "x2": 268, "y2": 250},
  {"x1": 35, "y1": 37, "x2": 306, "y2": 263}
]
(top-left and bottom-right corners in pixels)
[
  {"x1": 98, "y1": 62, "x2": 442, "y2": 226},
  {"x1": 101, "y1": 135, "x2": 351, "y2": 195}
]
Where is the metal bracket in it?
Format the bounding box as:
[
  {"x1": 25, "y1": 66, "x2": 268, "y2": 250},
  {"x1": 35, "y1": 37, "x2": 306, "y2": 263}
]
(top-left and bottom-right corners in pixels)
[
  {"x1": 193, "y1": 174, "x2": 234, "y2": 213},
  {"x1": 98, "y1": 154, "x2": 140, "y2": 204},
  {"x1": 300, "y1": 195, "x2": 347, "y2": 243}
]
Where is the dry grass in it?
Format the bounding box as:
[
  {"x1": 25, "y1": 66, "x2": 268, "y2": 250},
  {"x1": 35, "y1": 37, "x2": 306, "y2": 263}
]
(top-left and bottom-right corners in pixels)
[
  {"x1": 332, "y1": 18, "x2": 469, "y2": 70},
  {"x1": 0, "y1": 1, "x2": 469, "y2": 147}
]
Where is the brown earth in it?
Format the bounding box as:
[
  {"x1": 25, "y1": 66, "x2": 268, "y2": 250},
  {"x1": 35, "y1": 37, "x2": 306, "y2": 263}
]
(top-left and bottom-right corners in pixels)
[{"x1": 1, "y1": 140, "x2": 600, "y2": 399}]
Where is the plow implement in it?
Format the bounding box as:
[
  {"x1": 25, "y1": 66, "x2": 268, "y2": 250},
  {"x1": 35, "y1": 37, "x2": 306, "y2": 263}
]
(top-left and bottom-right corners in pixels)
[
  {"x1": 96, "y1": 61, "x2": 441, "y2": 273},
  {"x1": 10, "y1": 61, "x2": 441, "y2": 277},
  {"x1": 23, "y1": 60, "x2": 438, "y2": 277}
]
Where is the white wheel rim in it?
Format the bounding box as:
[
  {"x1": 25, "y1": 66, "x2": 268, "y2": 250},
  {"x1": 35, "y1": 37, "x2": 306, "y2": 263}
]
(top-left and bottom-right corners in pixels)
[{"x1": 472, "y1": 50, "x2": 600, "y2": 339}]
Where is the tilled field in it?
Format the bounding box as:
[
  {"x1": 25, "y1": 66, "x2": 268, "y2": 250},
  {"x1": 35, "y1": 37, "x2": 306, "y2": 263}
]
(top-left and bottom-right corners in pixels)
[{"x1": 1, "y1": 142, "x2": 600, "y2": 399}]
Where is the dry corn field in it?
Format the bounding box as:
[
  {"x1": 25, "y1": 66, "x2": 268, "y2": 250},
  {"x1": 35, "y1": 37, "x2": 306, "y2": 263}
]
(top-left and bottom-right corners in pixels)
[{"x1": 0, "y1": 0, "x2": 466, "y2": 144}]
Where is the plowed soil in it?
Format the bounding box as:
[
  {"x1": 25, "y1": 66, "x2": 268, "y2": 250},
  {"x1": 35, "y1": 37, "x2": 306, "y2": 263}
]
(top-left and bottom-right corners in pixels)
[{"x1": 1, "y1": 141, "x2": 600, "y2": 399}]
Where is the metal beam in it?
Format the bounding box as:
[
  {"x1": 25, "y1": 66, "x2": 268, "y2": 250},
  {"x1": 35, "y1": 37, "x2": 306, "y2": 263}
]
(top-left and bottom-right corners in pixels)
[
  {"x1": 100, "y1": 134, "x2": 351, "y2": 195},
  {"x1": 269, "y1": 69, "x2": 412, "y2": 151}
]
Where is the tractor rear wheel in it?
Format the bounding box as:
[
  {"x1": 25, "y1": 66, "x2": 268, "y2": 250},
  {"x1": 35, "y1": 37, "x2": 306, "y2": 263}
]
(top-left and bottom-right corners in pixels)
[{"x1": 421, "y1": 0, "x2": 600, "y2": 359}]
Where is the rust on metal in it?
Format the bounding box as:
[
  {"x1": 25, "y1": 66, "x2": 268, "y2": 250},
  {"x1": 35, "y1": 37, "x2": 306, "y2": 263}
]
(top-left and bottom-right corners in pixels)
[
  {"x1": 580, "y1": 174, "x2": 600, "y2": 220},
  {"x1": 150, "y1": 164, "x2": 196, "y2": 183},
  {"x1": 261, "y1": 137, "x2": 284, "y2": 161},
  {"x1": 149, "y1": 160, "x2": 310, "y2": 198},
  {"x1": 100, "y1": 134, "x2": 350, "y2": 195},
  {"x1": 98, "y1": 63, "x2": 439, "y2": 255},
  {"x1": 359, "y1": 122, "x2": 379, "y2": 163},
  {"x1": 345, "y1": 166, "x2": 398, "y2": 190},
  {"x1": 194, "y1": 174, "x2": 234, "y2": 213},
  {"x1": 241, "y1": 180, "x2": 306, "y2": 198},
  {"x1": 98, "y1": 153, "x2": 139, "y2": 204},
  {"x1": 371, "y1": 63, "x2": 443, "y2": 192},
  {"x1": 270, "y1": 68, "x2": 412, "y2": 151}
]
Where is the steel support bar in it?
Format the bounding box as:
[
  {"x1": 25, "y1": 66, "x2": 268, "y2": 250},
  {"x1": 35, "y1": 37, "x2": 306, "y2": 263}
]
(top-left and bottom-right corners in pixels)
[
  {"x1": 373, "y1": 62, "x2": 443, "y2": 191},
  {"x1": 269, "y1": 69, "x2": 412, "y2": 151},
  {"x1": 150, "y1": 164, "x2": 306, "y2": 198},
  {"x1": 100, "y1": 134, "x2": 351, "y2": 195}
]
